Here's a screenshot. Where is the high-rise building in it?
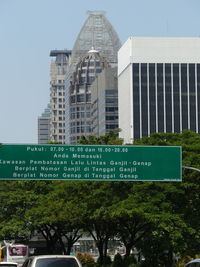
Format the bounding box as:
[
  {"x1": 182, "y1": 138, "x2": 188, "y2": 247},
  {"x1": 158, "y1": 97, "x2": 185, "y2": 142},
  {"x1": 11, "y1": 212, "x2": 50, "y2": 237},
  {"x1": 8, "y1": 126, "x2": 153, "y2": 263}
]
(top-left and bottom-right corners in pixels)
[
  {"x1": 38, "y1": 104, "x2": 51, "y2": 144},
  {"x1": 91, "y1": 67, "x2": 118, "y2": 136},
  {"x1": 49, "y1": 50, "x2": 71, "y2": 143},
  {"x1": 65, "y1": 11, "x2": 121, "y2": 144},
  {"x1": 38, "y1": 11, "x2": 121, "y2": 144},
  {"x1": 71, "y1": 11, "x2": 121, "y2": 66},
  {"x1": 66, "y1": 49, "x2": 110, "y2": 144},
  {"x1": 118, "y1": 37, "x2": 200, "y2": 144}
]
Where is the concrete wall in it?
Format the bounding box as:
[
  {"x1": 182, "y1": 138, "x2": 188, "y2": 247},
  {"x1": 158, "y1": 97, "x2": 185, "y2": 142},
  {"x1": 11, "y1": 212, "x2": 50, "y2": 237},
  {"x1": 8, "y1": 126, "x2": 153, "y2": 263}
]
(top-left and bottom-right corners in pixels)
[{"x1": 118, "y1": 63, "x2": 133, "y2": 144}]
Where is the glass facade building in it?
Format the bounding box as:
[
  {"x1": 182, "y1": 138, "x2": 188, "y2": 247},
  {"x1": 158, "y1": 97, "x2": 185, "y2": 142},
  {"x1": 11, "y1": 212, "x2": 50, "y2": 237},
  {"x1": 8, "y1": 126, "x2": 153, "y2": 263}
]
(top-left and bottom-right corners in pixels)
[
  {"x1": 65, "y1": 11, "x2": 121, "y2": 144},
  {"x1": 132, "y1": 63, "x2": 200, "y2": 139},
  {"x1": 91, "y1": 68, "x2": 118, "y2": 136},
  {"x1": 38, "y1": 104, "x2": 51, "y2": 144},
  {"x1": 38, "y1": 11, "x2": 121, "y2": 144},
  {"x1": 71, "y1": 11, "x2": 121, "y2": 66},
  {"x1": 68, "y1": 49, "x2": 110, "y2": 144}
]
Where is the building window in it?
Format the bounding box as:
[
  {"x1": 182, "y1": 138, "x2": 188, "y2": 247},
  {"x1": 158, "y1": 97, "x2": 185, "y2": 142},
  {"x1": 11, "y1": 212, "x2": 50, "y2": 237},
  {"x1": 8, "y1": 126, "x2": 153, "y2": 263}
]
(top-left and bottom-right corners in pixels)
[
  {"x1": 89, "y1": 61, "x2": 94, "y2": 67},
  {"x1": 77, "y1": 94, "x2": 85, "y2": 103},
  {"x1": 106, "y1": 125, "x2": 117, "y2": 129},
  {"x1": 106, "y1": 107, "x2": 118, "y2": 112},
  {"x1": 149, "y1": 63, "x2": 156, "y2": 134},
  {"x1": 165, "y1": 63, "x2": 172, "y2": 133},
  {"x1": 105, "y1": 90, "x2": 118, "y2": 95},
  {"x1": 197, "y1": 64, "x2": 200, "y2": 132},
  {"x1": 88, "y1": 69, "x2": 95, "y2": 73},
  {"x1": 157, "y1": 63, "x2": 164, "y2": 132},
  {"x1": 141, "y1": 63, "x2": 148, "y2": 136},
  {"x1": 96, "y1": 68, "x2": 102, "y2": 73},
  {"x1": 189, "y1": 64, "x2": 196, "y2": 131},
  {"x1": 105, "y1": 98, "x2": 118, "y2": 103},
  {"x1": 173, "y1": 64, "x2": 180, "y2": 132},
  {"x1": 132, "y1": 63, "x2": 140, "y2": 139},
  {"x1": 80, "y1": 77, "x2": 86, "y2": 83},
  {"x1": 181, "y1": 64, "x2": 188, "y2": 130},
  {"x1": 106, "y1": 116, "x2": 118, "y2": 120},
  {"x1": 70, "y1": 113, "x2": 76, "y2": 119},
  {"x1": 86, "y1": 112, "x2": 90, "y2": 118},
  {"x1": 86, "y1": 94, "x2": 91, "y2": 102},
  {"x1": 88, "y1": 77, "x2": 95, "y2": 84},
  {"x1": 70, "y1": 95, "x2": 76, "y2": 104}
]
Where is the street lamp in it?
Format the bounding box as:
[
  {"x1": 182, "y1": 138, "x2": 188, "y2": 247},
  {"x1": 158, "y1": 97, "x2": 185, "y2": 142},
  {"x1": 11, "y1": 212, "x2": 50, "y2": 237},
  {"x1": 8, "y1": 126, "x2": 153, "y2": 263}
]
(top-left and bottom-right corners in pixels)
[{"x1": 182, "y1": 166, "x2": 200, "y2": 173}]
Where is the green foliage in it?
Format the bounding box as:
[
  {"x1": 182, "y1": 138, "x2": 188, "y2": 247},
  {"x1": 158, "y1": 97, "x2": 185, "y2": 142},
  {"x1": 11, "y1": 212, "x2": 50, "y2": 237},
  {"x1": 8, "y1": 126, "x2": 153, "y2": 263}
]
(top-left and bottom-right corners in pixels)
[
  {"x1": 175, "y1": 255, "x2": 196, "y2": 267},
  {"x1": 112, "y1": 253, "x2": 123, "y2": 267},
  {"x1": 131, "y1": 130, "x2": 200, "y2": 265},
  {"x1": 1, "y1": 131, "x2": 200, "y2": 266},
  {"x1": 77, "y1": 252, "x2": 96, "y2": 267},
  {"x1": 77, "y1": 130, "x2": 123, "y2": 145},
  {"x1": 122, "y1": 255, "x2": 137, "y2": 267},
  {"x1": 48, "y1": 141, "x2": 60, "y2": 144},
  {"x1": 112, "y1": 254, "x2": 138, "y2": 267},
  {"x1": 104, "y1": 255, "x2": 112, "y2": 265},
  {"x1": 96, "y1": 255, "x2": 112, "y2": 266}
]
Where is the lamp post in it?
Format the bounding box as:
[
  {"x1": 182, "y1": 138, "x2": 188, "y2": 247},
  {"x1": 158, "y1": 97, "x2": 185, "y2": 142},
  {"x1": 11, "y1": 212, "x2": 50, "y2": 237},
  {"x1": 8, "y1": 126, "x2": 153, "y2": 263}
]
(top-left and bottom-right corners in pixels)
[{"x1": 182, "y1": 166, "x2": 200, "y2": 173}]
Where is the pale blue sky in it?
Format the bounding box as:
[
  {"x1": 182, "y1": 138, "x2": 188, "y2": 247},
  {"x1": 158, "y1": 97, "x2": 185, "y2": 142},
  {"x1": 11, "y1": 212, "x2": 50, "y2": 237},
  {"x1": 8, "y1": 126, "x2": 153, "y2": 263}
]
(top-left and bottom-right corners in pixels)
[{"x1": 0, "y1": 0, "x2": 200, "y2": 143}]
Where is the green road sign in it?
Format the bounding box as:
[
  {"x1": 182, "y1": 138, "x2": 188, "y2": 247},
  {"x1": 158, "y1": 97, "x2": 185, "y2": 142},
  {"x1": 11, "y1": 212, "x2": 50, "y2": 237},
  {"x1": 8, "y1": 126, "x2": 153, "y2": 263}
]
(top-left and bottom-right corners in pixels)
[{"x1": 0, "y1": 144, "x2": 182, "y2": 181}]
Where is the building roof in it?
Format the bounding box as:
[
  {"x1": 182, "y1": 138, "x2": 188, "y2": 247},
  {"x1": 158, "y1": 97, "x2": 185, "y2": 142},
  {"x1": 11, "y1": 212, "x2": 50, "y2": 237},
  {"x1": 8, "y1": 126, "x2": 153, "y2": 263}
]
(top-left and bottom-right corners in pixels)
[
  {"x1": 71, "y1": 11, "x2": 121, "y2": 64},
  {"x1": 50, "y1": 50, "x2": 72, "y2": 57}
]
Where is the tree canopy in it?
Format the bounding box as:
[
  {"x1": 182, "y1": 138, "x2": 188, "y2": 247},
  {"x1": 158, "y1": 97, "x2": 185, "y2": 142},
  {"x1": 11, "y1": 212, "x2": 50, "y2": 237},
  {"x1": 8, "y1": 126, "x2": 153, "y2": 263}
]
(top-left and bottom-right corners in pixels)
[{"x1": 0, "y1": 130, "x2": 200, "y2": 267}]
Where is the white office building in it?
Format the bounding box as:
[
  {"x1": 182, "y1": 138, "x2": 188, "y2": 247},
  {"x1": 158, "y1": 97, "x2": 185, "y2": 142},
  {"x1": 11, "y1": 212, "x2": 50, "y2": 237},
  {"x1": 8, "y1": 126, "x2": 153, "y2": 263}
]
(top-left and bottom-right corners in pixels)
[{"x1": 118, "y1": 37, "x2": 200, "y2": 144}]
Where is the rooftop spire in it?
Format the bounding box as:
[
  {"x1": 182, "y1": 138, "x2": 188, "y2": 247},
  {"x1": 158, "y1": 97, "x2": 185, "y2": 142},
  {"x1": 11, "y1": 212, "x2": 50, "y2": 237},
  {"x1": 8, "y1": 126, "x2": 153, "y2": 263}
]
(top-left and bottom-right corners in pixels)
[
  {"x1": 71, "y1": 11, "x2": 121, "y2": 64},
  {"x1": 88, "y1": 47, "x2": 99, "y2": 54}
]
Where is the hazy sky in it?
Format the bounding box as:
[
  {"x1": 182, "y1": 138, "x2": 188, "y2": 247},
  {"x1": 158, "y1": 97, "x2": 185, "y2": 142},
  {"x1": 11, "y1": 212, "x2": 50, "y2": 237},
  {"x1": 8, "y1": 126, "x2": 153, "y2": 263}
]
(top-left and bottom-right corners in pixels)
[{"x1": 0, "y1": 0, "x2": 200, "y2": 144}]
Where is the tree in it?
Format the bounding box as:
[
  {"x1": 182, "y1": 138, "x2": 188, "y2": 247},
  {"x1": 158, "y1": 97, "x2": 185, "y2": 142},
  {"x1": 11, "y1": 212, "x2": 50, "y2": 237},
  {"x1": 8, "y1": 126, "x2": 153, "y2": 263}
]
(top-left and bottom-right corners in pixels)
[
  {"x1": 131, "y1": 130, "x2": 200, "y2": 265},
  {"x1": 0, "y1": 181, "x2": 39, "y2": 242},
  {"x1": 77, "y1": 130, "x2": 123, "y2": 145},
  {"x1": 25, "y1": 181, "x2": 87, "y2": 254},
  {"x1": 126, "y1": 182, "x2": 188, "y2": 267},
  {"x1": 1, "y1": 130, "x2": 200, "y2": 266}
]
